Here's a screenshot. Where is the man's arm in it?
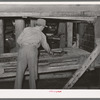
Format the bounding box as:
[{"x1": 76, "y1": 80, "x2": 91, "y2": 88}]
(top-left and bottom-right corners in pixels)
[{"x1": 41, "y1": 33, "x2": 53, "y2": 55}]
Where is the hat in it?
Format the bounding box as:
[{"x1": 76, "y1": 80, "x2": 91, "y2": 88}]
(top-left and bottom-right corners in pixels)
[{"x1": 36, "y1": 19, "x2": 46, "y2": 27}]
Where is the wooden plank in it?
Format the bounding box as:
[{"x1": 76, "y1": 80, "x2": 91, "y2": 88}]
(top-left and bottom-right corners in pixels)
[
  {"x1": 39, "y1": 71, "x2": 74, "y2": 79},
  {"x1": 0, "y1": 63, "x2": 80, "y2": 73},
  {"x1": 0, "y1": 71, "x2": 75, "y2": 82},
  {"x1": 0, "y1": 70, "x2": 74, "y2": 79},
  {"x1": 63, "y1": 45, "x2": 100, "y2": 89}
]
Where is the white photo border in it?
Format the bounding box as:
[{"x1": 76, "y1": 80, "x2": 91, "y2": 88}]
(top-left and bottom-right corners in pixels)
[{"x1": 0, "y1": 1, "x2": 99, "y2": 98}]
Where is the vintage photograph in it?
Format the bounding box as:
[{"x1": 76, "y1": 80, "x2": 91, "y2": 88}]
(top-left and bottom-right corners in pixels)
[{"x1": 0, "y1": 3, "x2": 99, "y2": 90}]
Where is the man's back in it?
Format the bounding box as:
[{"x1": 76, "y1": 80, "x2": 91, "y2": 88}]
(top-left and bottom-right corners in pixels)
[{"x1": 18, "y1": 26, "x2": 42, "y2": 46}]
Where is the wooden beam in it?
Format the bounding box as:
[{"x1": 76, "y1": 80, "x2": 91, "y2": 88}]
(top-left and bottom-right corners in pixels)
[
  {"x1": 14, "y1": 19, "x2": 25, "y2": 51},
  {"x1": 95, "y1": 16, "x2": 100, "y2": 39},
  {"x1": 94, "y1": 17, "x2": 100, "y2": 67},
  {"x1": 30, "y1": 19, "x2": 37, "y2": 27},
  {"x1": 42, "y1": 17, "x2": 95, "y2": 22},
  {"x1": 0, "y1": 71, "x2": 75, "y2": 82},
  {"x1": 58, "y1": 22, "x2": 66, "y2": 48},
  {"x1": 78, "y1": 23, "x2": 86, "y2": 48},
  {"x1": 0, "y1": 12, "x2": 95, "y2": 22},
  {"x1": 0, "y1": 19, "x2": 4, "y2": 53},
  {"x1": 15, "y1": 19, "x2": 25, "y2": 38},
  {"x1": 0, "y1": 12, "x2": 41, "y2": 17},
  {"x1": 67, "y1": 22, "x2": 73, "y2": 47},
  {"x1": 94, "y1": 17, "x2": 100, "y2": 86}
]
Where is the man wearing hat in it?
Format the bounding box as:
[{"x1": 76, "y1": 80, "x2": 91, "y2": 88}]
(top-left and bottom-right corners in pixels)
[{"x1": 14, "y1": 19, "x2": 53, "y2": 89}]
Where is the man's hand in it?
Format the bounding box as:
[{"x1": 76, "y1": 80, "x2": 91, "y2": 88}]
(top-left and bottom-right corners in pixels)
[{"x1": 49, "y1": 50, "x2": 54, "y2": 56}]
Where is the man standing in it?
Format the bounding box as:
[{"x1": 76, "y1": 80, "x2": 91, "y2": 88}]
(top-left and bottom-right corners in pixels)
[{"x1": 14, "y1": 19, "x2": 53, "y2": 89}]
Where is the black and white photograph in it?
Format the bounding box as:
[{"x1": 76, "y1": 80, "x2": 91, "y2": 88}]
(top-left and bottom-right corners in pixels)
[{"x1": 0, "y1": 2, "x2": 100, "y2": 93}]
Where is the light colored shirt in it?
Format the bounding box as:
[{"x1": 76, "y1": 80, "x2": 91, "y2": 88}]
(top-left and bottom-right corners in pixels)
[{"x1": 17, "y1": 26, "x2": 50, "y2": 52}]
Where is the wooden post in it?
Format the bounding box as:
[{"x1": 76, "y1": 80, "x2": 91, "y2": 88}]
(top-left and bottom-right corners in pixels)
[
  {"x1": 58, "y1": 22, "x2": 66, "y2": 48},
  {"x1": 94, "y1": 16, "x2": 100, "y2": 87},
  {"x1": 0, "y1": 19, "x2": 4, "y2": 53},
  {"x1": 94, "y1": 17, "x2": 100, "y2": 39},
  {"x1": 14, "y1": 19, "x2": 25, "y2": 51},
  {"x1": 78, "y1": 23, "x2": 85, "y2": 48},
  {"x1": 30, "y1": 19, "x2": 37, "y2": 27},
  {"x1": 67, "y1": 22, "x2": 73, "y2": 47}
]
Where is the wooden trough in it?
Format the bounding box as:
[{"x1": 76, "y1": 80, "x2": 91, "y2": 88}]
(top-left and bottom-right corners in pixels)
[{"x1": 0, "y1": 47, "x2": 90, "y2": 82}]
